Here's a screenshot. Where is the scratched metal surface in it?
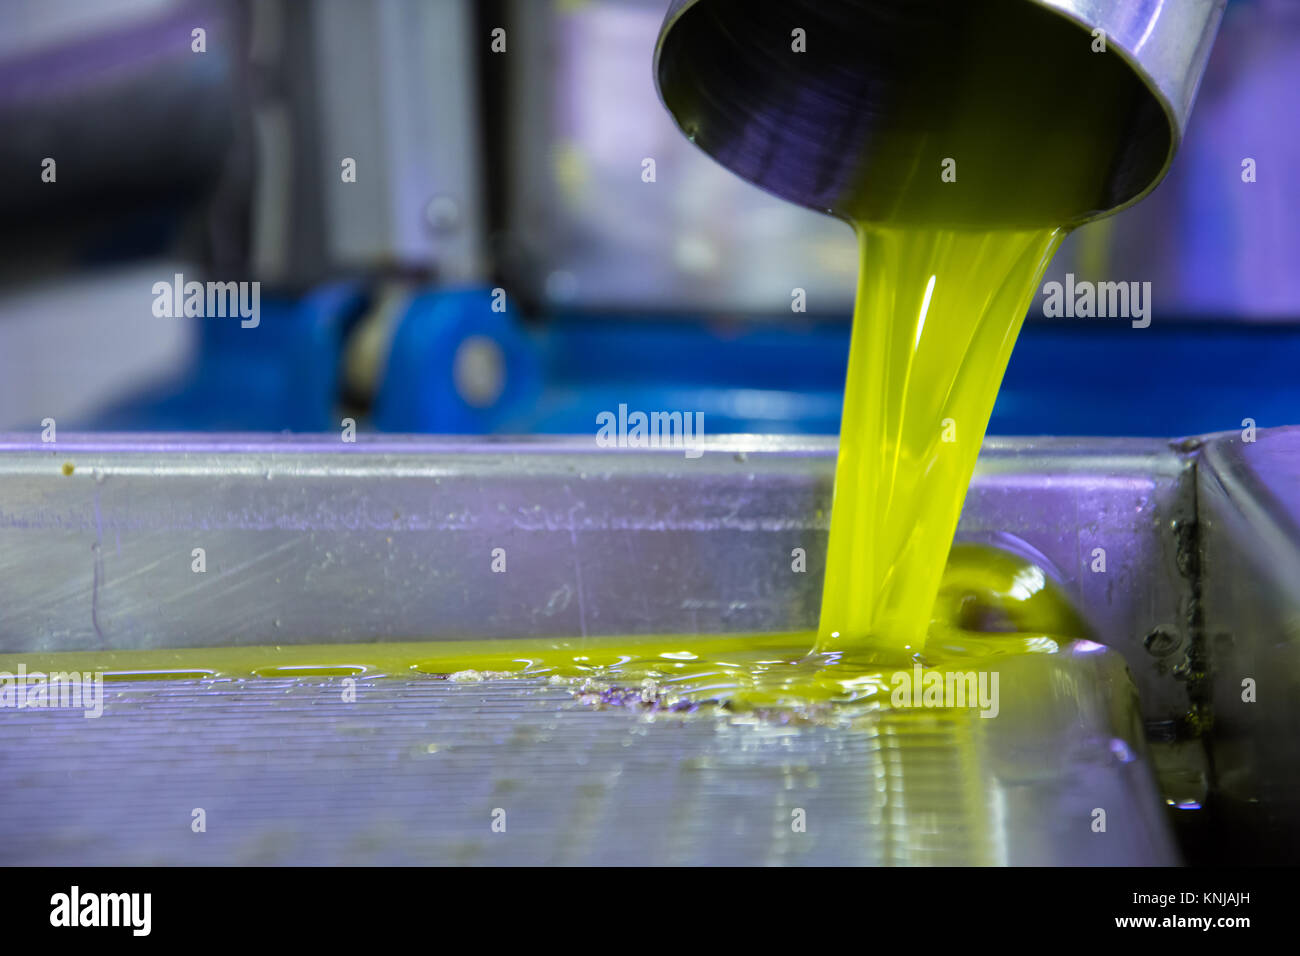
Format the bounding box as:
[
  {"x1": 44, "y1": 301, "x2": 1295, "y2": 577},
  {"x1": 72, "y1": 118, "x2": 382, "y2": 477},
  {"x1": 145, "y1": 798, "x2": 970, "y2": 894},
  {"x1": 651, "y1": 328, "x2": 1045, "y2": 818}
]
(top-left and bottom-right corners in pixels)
[
  {"x1": 0, "y1": 434, "x2": 1193, "y2": 724},
  {"x1": 0, "y1": 663, "x2": 1176, "y2": 866}
]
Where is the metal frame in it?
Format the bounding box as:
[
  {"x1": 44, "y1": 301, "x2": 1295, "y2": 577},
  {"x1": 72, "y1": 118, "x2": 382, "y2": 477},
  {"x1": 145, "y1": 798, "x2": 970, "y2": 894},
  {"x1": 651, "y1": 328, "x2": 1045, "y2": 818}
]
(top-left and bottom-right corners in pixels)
[{"x1": 0, "y1": 433, "x2": 1193, "y2": 719}]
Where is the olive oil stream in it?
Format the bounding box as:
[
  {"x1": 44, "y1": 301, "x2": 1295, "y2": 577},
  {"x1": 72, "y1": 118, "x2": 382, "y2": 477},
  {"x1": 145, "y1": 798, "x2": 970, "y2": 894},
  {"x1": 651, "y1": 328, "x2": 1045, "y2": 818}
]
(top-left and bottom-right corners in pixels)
[
  {"x1": 817, "y1": 224, "x2": 1064, "y2": 658},
  {"x1": 806, "y1": 0, "x2": 1158, "y2": 659}
]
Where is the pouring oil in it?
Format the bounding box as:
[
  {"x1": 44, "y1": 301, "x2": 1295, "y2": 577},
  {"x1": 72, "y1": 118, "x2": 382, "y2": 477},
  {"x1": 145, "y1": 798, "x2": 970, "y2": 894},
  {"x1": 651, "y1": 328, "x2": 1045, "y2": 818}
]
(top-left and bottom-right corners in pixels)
[
  {"x1": 817, "y1": 226, "x2": 1063, "y2": 657},
  {"x1": 10, "y1": 239, "x2": 1099, "y2": 712},
  {"x1": 811, "y1": 0, "x2": 1162, "y2": 658},
  {"x1": 10, "y1": 2, "x2": 1156, "y2": 713}
]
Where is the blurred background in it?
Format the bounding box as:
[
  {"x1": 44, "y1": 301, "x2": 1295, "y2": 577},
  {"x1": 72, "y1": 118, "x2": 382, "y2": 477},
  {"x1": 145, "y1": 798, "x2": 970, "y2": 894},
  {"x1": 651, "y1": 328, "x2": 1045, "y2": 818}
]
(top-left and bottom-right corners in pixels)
[{"x1": 0, "y1": 0, "x2": 1296, "y2": 437}]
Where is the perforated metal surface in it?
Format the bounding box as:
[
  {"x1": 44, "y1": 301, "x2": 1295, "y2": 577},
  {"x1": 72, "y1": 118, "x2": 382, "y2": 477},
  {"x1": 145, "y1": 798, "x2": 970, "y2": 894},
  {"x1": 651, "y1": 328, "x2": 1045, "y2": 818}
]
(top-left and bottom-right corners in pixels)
[{"x1": 0, "y1": 668, "x2": 1174, "y2": 866}]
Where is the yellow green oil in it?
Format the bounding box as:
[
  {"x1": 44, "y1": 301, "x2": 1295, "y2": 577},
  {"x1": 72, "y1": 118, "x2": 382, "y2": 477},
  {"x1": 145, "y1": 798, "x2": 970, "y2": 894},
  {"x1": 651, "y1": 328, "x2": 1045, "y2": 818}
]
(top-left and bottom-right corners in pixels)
[
  {"x1": 817, "y1": 226, "x2": 1064, "y2": 657},
  {"x1": 0, "y1": 628, "x2": 1049, "y2": 714},
  {"x1": 3, "y1": 541, "x2": 1092, "y2": 714}
]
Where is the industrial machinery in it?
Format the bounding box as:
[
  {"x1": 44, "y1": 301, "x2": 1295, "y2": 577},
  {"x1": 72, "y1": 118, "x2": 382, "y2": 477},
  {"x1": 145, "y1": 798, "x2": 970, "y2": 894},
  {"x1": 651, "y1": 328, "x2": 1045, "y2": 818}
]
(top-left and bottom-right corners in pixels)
[
  {"x1": 0, "y1": 0, "x2": 1296, "y2": 871},
  {"x1": 2, "y1": 429, "x2": 1297, "y2": 864}
]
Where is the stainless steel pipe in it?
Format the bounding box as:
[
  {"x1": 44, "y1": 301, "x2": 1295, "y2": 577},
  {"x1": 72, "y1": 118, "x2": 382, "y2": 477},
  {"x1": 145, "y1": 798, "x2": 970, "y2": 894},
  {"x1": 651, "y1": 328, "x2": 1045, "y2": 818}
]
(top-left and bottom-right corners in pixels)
[{"x1": 655, "y1": 0, "x2": 1226, "y2": 225}]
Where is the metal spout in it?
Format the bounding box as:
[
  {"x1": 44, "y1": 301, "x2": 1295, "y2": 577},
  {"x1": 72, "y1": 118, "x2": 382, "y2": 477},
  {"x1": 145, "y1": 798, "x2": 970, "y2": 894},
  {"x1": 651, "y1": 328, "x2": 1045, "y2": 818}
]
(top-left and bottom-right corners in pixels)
[{"x1": 655, "y1": 0, "x2": 1226, "y2": 227}]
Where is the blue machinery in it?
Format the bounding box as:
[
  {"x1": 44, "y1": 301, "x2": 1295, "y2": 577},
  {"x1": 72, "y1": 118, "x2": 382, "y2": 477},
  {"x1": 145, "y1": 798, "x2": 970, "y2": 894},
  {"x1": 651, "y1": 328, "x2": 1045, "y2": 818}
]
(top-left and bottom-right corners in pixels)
[{"x1": 92, "y1": 285, "x2": 1300, "y2": 439}]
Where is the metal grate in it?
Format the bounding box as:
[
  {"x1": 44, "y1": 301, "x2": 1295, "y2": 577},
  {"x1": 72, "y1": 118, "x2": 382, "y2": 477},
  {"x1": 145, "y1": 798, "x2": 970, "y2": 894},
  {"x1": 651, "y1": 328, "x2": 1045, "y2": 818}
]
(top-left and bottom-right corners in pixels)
[{"x1": 0, "y1": 670, "x2": 1172, "y2": 865}]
